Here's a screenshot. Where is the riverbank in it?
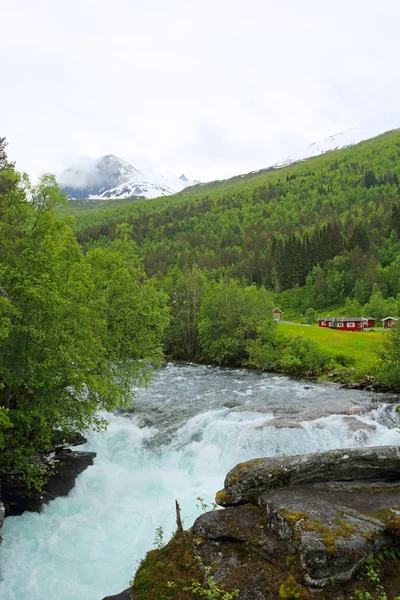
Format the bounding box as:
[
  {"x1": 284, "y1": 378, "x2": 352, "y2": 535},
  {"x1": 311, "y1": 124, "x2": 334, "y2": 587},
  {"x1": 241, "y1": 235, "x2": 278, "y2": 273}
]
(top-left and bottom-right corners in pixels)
[
  {"x1": 278, "y1": 322, "x2": 385, "y2": 374},
  {"x1": 167, "y1": 321, "x2": 395, "y2": 392},
  {"x1": 1, "y1": 364, "x2": 399, "y2": 600}
]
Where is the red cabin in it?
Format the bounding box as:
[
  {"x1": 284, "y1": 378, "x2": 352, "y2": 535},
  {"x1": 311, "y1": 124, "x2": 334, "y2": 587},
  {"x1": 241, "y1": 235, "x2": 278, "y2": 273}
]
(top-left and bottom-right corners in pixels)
[
  {"x1": 362, "y1": 318, "x2": 375, "y2": 328},
  {"x1": 318, "y1": 317, "x2": 374, "y2": 331}
]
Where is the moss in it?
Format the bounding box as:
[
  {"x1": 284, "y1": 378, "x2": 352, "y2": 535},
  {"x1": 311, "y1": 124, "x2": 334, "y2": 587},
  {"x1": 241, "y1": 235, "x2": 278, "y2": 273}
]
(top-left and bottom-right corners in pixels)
[
  {"x1": 279, "y1": 575, "x2": 308, "y2": 599},
  {"x1": 352, "y1": 486, "x2": 400, "y2": 493},
  {"x1": 130, "y1": 531, "x2": 202, "y2": 600},
  {"x1": 279, "y1": 509, "x2": 310, "y2": 527},
  {"x1": 215, "y1": 490, "x2": 234, "y2": 505},
  {"x1": 387, "y1": 517, "x2": 400, "y2": 537},
  {"x1": 228, "y1": 475, "x2": 240, "y2": 485},
  {"x1": 369, "y1": 507, "x2": 396, "y2": 523},
  {"x1": 299, "y1": 519, "x2": 355, "y2": 553}
]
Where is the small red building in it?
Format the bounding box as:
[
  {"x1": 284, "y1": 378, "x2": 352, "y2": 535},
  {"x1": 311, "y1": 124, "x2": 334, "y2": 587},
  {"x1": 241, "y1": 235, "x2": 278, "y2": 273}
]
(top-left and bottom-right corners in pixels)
[
  {"x1": 362, "y1": 317, "x2": 375, "y2": 328},
  {"x1": 272, "y1": 308, "x2": 283, "y2": 320},
  {"x1": 318, "y1": 317, "x2": 375, "y2": 331},
  {"x1": 382, "y1": 317, "x2": 399, "y2": 328}
]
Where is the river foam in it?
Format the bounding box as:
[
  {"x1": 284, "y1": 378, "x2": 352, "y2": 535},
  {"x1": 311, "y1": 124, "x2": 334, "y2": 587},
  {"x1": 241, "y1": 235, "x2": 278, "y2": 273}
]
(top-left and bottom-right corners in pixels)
[{"x1": 0, "y1": 363, "x2": 398, "y2": 600}]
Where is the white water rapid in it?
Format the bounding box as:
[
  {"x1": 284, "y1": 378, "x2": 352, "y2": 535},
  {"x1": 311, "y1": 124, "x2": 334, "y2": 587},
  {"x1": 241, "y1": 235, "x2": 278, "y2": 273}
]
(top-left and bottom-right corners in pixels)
[{"x1": 0, "y1": 363, "x2": 399, "y2": 600}]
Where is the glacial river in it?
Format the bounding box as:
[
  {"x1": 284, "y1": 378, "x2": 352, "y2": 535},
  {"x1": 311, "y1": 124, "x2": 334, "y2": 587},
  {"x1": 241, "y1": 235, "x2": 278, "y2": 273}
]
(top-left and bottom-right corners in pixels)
[{"x1": 0, "y1": 363, "x2": 399, "y2": 600}]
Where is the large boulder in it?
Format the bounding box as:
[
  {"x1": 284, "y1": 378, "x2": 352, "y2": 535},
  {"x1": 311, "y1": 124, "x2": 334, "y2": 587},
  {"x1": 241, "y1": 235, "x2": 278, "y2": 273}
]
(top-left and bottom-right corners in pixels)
[
  {"x1": 257, "y1": 480, "x2": 399, "y2": 587},
  {"x1": 196, "y1": 447, "x2": 400, "y2": 591},
  {"x1": 0, "y1": 448, "x2": 96, "y2": 515},
  {"x1": 216, "y1": 446, "x2": 400, "y2": 507},
  {"x1": 122, "y1": 447, "x2": 400, "y2": 599}
]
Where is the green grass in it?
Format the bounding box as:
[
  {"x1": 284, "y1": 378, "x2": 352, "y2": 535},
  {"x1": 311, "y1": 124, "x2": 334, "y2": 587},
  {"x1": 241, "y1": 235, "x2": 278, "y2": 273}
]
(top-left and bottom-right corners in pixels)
[{"x1": 278, "y1": 322, "x2": 386, "y2": 374}]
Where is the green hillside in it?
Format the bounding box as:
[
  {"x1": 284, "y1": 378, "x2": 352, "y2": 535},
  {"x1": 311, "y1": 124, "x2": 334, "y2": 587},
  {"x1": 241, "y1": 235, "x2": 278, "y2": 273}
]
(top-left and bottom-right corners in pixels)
[{"x1": 70, "y1": 131, "x2": 400, "y2": 308}]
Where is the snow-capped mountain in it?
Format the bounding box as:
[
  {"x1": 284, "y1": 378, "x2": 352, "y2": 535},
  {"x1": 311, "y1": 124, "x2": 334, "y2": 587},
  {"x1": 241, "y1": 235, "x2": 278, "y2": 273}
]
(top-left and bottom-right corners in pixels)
[
  {"x1": 273, "y1": 113, "x2": 400, "y2": 168},
  {"x1": 58, "y1": 155, "x2": 198, "y2": 200}
]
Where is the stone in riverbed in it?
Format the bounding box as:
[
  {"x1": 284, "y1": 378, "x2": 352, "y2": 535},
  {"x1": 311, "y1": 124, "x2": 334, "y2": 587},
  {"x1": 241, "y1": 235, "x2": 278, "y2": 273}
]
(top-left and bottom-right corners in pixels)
[
  {"x1": 0, "y1": 449, "x2": 96, "y2": 515},
  {"x1": 261, "y1": 417, "x2": 303, "y2": 429},
  {"x1": 223, "y1": 400, "x2": 241, "y2": 408},
  {"x1": 342, "y1": 416, "x2": 376, "y2": 433}
]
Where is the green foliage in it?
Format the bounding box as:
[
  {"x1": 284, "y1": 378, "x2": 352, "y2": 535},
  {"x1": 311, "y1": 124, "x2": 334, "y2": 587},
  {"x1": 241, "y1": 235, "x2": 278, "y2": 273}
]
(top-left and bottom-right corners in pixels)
[
  {"x1": 276, "y1": 334, "x2": 332, "y2": 376},
  {"x1": 279, "y1": 575, "x2": 307, "y2": 599},
  {"x1": 364, "y1": 284, "x2": 397, "y2": 322},
  {"x1": 0, "y1": 141, "x2": 169, "y2": 487},
  {"x1": 377, "y1": 325, "x2": 400, "y2": 388},
  {"x1": 304, "y1": 308, "x2": 317, "y2": 325},
  {"x1": 197, "y1": 280, "x2": 275, "y2": 364},
  {"x1": 163, "y1": 266, "x2": 207, "y2": 358},
  {"x1": 153, "y1": 526, "x2": 165, "y2": 550},
  {"x1": 354, "y1": 555, "x2": 400, "y2": 600},
  {"x1": 69, "y1": 131, "x2": 400, "y2": 302},
  {"x1": 184, "y1": 576, "x2": 239, "y2": 599},
  {"x1": 184, "y1": 556, "x2": 239, "y2": 599},
  {"x1": 196, "y1": 497, "x2": 217, "y2": 512}
]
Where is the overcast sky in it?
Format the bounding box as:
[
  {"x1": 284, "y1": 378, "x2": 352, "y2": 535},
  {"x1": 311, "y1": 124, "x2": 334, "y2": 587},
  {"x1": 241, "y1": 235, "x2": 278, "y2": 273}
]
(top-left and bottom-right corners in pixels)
[{"x1": 1, "y1": 0, "x2": 400, "y2": 182}]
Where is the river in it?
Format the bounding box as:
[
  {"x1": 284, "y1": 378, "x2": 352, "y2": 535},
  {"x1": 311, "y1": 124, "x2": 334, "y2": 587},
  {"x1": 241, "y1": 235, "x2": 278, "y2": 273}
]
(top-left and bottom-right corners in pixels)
[{"x1": 0, "y1": 362, "x2": 399, "y2": 600}]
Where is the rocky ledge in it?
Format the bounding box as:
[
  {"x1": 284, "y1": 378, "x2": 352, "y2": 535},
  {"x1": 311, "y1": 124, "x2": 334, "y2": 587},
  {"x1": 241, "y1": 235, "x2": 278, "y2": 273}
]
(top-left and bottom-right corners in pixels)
[
  {"x1": 125, "y1": 446, "x2": 400, "y2": 600},
  {"x1": 0, "y1": 435, "x2": 96, "y2": 516}
]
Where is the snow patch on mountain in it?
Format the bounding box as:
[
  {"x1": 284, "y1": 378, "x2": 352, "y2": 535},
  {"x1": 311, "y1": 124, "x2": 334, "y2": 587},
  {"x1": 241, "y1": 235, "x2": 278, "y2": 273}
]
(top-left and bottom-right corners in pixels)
[
  {"x1": 273, "y1": 113, "x2": 400, "y2": 168},
  {"x1": 58, "y1": 155, "x2": 199, "y2": 200}
]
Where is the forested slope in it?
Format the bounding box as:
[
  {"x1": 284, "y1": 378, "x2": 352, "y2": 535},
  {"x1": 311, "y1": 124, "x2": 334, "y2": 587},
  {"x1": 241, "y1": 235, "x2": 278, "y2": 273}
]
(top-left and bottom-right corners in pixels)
[{"x1": 72, "y1": 131, "x2": 400, "y2": 313}]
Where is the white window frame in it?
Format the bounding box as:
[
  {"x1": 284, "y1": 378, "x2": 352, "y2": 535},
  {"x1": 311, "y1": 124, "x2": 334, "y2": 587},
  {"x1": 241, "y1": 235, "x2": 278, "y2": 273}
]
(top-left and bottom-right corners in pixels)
[
  {"x1": 346, "y1": 322, "x2": 355, "y2": 328},
  {"x1": 337, "y1": 322, "x2": 343, "y2": 327}
]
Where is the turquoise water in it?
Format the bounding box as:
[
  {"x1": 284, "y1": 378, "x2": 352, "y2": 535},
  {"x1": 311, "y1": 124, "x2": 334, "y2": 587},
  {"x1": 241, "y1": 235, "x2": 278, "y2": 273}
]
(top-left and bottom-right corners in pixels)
[{"x1": 0, "y1": 363, "x2": 398, "y2": 600}]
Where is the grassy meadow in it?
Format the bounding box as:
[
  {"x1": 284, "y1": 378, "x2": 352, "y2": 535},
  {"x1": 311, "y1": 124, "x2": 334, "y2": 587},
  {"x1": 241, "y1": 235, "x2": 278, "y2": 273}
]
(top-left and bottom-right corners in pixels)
[{"x1": 278, "y1": 322, "x2": 386, "y2": 375}]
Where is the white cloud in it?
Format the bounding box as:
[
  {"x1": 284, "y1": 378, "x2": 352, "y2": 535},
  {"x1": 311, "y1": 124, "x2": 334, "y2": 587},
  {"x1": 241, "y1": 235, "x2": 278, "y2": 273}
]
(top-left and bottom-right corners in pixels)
[{"x1": 1, "y1": 0, "x2": 400, "y2": 182}]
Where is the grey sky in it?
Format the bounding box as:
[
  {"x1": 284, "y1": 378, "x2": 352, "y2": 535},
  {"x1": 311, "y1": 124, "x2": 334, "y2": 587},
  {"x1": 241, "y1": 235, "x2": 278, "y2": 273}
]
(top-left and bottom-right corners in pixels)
[{"x1": 1, "y1": 0, "x2": 400, "y2": 182}]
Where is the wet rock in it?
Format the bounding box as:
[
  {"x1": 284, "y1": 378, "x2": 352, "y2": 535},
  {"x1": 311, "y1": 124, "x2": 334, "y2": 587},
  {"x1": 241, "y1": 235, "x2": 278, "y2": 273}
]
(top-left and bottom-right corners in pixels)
[
  {"x1": 0, "y1": 449, "x2": 96, "y2": 516},
  {"x1": 342, "y1": 417, "x2": 376, "y2": 433},
  {"x1": 262, "y1": 417, "x2": 303, "y2": 429},
  {"x1": 232, "y1": 404, "x2": 272, "y2": 414},
  {"x1": 223, "y1": 400, "x2": 241, "y2": 408},
  {"x1": 53, "y1": 430, "x2": 88, "y2": 449},
  {"x1": 298, "y1": 401, "x2": 370, "y2": 422},
  {"x1": 216, "y1": 446, "x2": 400, "y2": 507}
]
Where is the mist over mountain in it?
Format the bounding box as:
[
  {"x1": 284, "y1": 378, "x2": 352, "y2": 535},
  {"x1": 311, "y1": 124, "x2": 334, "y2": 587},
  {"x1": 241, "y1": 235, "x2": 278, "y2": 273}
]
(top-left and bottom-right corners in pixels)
[
  {"x1": 58, "y1": 155, "x2": 199, "y2": 200},
  {"x1": 273, "y1": 113, "x2": 400, "y2": 168}
]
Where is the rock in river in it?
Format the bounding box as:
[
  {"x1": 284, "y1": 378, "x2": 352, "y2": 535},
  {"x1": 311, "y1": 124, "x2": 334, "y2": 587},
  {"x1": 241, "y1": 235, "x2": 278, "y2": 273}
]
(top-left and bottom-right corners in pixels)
[{"x1": 0, "y1": 448, "x2": 96, "y2": 515}]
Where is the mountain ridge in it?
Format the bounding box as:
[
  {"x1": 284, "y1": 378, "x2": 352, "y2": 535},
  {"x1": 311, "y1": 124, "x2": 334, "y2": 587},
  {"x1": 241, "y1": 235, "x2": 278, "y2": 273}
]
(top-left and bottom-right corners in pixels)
[{"x1": 58, "y1": 155, "x2": 199, "y2": 200}]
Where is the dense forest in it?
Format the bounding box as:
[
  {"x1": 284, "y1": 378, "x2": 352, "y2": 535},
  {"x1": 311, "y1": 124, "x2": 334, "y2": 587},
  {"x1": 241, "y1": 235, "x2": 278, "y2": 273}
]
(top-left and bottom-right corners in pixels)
[
  {"x1": 0, "y1": 139, "x2": 169, "y2": 487},
  {"x1": 70, "y1": 131, "x2": 400, "y2": 321}
]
